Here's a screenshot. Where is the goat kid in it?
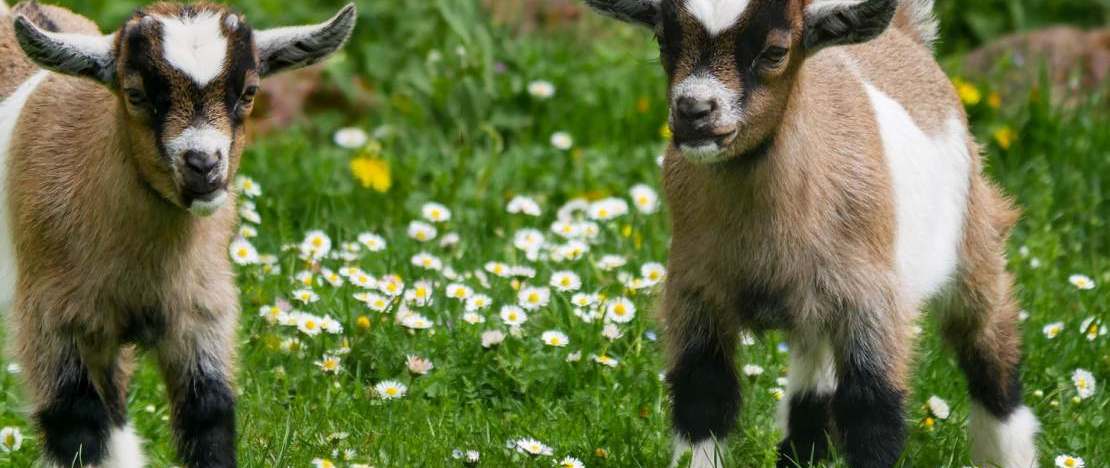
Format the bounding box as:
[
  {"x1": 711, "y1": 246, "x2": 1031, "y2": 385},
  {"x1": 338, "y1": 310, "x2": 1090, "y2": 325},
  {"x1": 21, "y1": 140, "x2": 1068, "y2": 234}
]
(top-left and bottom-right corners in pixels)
[
  {"x1": 0, "y1": 2, "x2": 355, "y2": 467},
  {"x1": 579, "y1": 0, "x2": 1037, "y2": 467}
]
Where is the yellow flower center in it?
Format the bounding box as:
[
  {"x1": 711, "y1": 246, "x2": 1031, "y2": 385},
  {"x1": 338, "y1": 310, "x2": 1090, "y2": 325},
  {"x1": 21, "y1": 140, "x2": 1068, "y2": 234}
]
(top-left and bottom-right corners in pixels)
[
  {"x1": 312, "y1": 238, "x2": 323, "y2": 247},
  {"x1": 561, "y1": 277, "x2": 571, "y2": 286},
  {"x1": 1078, "y1": 379, "x2": 1088, "y2": 390},
  {"x1": 614, "y1": 304, "x2": 626, "y2": 315},
  {"x1": 508, "y1": 313, "x2": 518, "y2": 321},
  {"x1": 305, "y1": 320, "x2": 316, "y2": 330},
  {"x1": 598, "y1": 209, "x2": 608, "y2": 217},
  {"x1": 638, "y1": 196, "x2": 648, "y2": 205},
  {"x1": 3, "y1": 434, "x2": 14, "y2": 447},
  {"x1": 236, "y1": 248, "x2": 248, "y2": 258},
  {"x1": 528, "y1": 293, "x2": 539, "y2": 302},
  {"x1": 649, "y1": 271, "x2": 660, "y2": 280},
  {"x1": 1065, "y1": 459, "x2": 1076, "y2": 468},
  {"x1": 416, "y1": 232, "x2": 427, "y2": 241},
  {"x1": 387, "y1": 283, "x2": 398, "y2": 292}
]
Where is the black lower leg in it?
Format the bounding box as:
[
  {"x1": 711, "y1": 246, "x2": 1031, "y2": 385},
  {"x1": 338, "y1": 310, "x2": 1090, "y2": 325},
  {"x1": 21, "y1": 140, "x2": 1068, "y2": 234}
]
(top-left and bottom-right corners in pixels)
[
  {"x1": 173, "y1": 369, "x2": 237, "y2": 468},
  {"x1": 832, "y1": 358, "x2": 906, "y2": 468},
  {"x1": 666, "y1": 335, "x2": 740, "y2": 445},
  {"x1": 35, "y1": 353, "x2": 124, "y2": 467},
  {"x1": 776, "y1": 392, "x2": 833, "y2": 468},
  {"x1": 957, "y1": 345, "x2": 1024, "y2": 419}
]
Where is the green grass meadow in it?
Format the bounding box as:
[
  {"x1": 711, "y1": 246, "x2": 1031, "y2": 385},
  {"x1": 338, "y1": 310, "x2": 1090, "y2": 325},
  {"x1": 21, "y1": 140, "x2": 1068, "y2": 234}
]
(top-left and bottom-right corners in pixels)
[{"x1": 1, "y1": 0, "x2": 1108, "y2": 467}]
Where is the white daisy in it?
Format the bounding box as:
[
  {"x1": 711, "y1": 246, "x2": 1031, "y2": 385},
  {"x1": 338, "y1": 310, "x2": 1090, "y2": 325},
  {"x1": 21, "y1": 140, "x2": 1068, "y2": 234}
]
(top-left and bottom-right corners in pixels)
[
  {"x1": 606, "y1": 297, "x2": 636, "y2": 323},
  {"x1": 407, "y1": 221, "x2": 438, "y2": 243},
  {"x1": 596, "y1": 255, "x2": 627, "y2": 270},
  {"x1": 334, "y1": 127, "x2": 369, "y2": 149},
  {"x1": 351, "y1": 271, "x2": 377, "y2": 289},
  {"x1": 1079, "y1": 317, "x2": 1107, "y2": 341},
  {"x1": 500, "y1": 305, "x2": 528, "y2": 326},
  {"x1": 641, "y1": 262, "x2": 666, "y2": 285},
  {"x1": 406, "y1": 281, "x2": 435, "y2": 306},
  {"x1": 1055, "y1": 455, "x2": 1085, "y2": 468},
  {"x1": 297, "y1": 314, "x2": 324, "y2": 336},
  {"x1": 1043, "y1": 322, "x2": 1064, "y2": 339},
  {"x1": 0, "y1": 427, "x2": 23, "y2": 453},
  {"x1": 445, "y1": 283, "x2": 474, "y2": 301},
  {"x1": 551, "y1": 220, "x2": 580, "y2": 239},
  {"x1": 1068, "y1": 274, "x2": 1095, "y2": 290},
  {"x1": 422, "y1": 202, "x2": 452, "y2": 223},
  {"x1": 927, "y1": 396, "x2": 951, "y2": 420},
  {"x1": 320, "y1": 268, "x2": 344, "y2": 287},
  {"x1": 557, "y1": 456, "x2": 585, "y2": 468},
  {"x1": 235, "y1": 175, "x2": 261, "y2": 197},
  {"x1": 462, "y1": 311, "x2": 486, "y2": 325},
  {"x1": 406, "y1": 355, "x2": 434, "y2": 375},
  {"x1": 515, "y1": 438, "x2": 553, "y2": 456},
  {"x1": 541, "y1": 330, "x2": 569, "y2": 347},
  {"x1": 1073, "y1": 368, "x2": 1096, "y2": 399},
  {"x1": 411, "y1": 252, "x2": 443, "y2": 271},
  {"x1": 484, "y1": 261, "x2": 512, "y2": 277},
  {"x1": 465, "y1": 294, "x2": 492, "y2": 312},
  {"x1": 517, "y1": 286, "x2": 551, "y2": 310},
  {"x1": 742, "y1": 364, "x2": 765, "y2": 376},
  {"x1": 601, "y1": 323, "x2": 623, "y2": 340},
  {"x1": 591, "y1": 354, "x2": 619, "y2": 367},
  {"x1": 527, "y1": 80, "x2": 556, "y2": 99},
  {"x1": 378, "y1": 277, "x2": 405, "y2": 297},
  {"x1": 550, "y1": 132, "x2": 573, "y2": 150},
  {"x1": 292, "y1": 289, "x2": 319, "y2": 305},
  {"x1": 481, "y1": 330, "x2": 506, "y2": 348},
  {"x1": 550, "y1": 271, "x2": 582, "y2": 292},
  {"x1": 357, "y1": 232, "x2": 387, "y2": 252},
  {"x1": 513, "y1": 229, "x2": 546, "y2": 253},
  {"x1": 571, "y1": 293, "x2": 596, "y2": 308},
  {"x1": 506, "y1": 196, "x2": 542, "y2": 216},
  {"x1": 315, "y1": 355, "x2": 342, "y2": 374},
  {"x1": 588, "y1": 198, "x2": 629, "y2": 221},
  {"x1": 238, "y1": 225, "x2": 258, "y2": 238},
  {"x1": 229, "y1": 238, "x2": 260, "y2": 265},
  {"x1": 630, "y1": 184, "x2": 659, "y2": 213},
  {"x1": 400, "y1": 312, "x2": 434, "y2": 330},
  {"x1": 374, "y1": 380, "x2": 407, "y2": 400},
  {"x1": 300, "y1": 230, "x2": 332, "y2": 260}
]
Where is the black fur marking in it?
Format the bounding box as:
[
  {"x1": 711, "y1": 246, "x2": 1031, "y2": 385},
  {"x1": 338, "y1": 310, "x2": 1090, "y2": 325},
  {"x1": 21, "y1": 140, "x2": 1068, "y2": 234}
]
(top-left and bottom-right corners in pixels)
[
  {"x1": 733, "y1": 283, "x2": 791, "y2": 331},
  {"x1": 733, "y1": 0, "x2": 791, "y2": 102},
  {"x1": 666, "y1": 289, "x2": 741, "y2": 443},
  {"x1": 174, "y1": 371, "x2": 238, "y2": 468},
  {"x1": 777, "y1": 392, "x2": 833, "y2": 468},
  {"x1": 958, "y1": 351, "x2": 1025, "y2": 419},
  {"x1": 123, "y1": 22, "x2": 174, "y2": 157},
  {"x1": 658, "y1": 0, "x2": 683, "y2": 78},
  {"x1": 121, "y1": 307, "x2": 168, "y2": 346},
  {"x1": 12, "y1": 15, "x2": 116, "y2": 84},
  {"x1": 258, "y1": 4, "x2": 356, "y2": 76},
  {"x1": 802, "y1": 0, "x2": 898, "y2": 51},
  {"x1": 582, "y1": 0, "x2": 659, "y2": 27},
  {"x1": 35, "y1": 351, "x2": 124, "y2": 468},
  {"x1": 224, "y1": 26, "x2": 257, "y2": 126},
  {"x1": 831, "y1": 355, "x2": 906, "y2": 468}
]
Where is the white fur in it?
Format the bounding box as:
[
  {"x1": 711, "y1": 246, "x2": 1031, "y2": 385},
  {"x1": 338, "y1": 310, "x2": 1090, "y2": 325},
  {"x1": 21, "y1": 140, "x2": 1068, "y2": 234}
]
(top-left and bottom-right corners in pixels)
[
  {"x1": 684, "y1": 0, "x2": 750, "y2": 36},
  {"x1": 671, "y1": 74, "x2": 739, "y2": 163},
  {"x1": 159, "y1": 11, "x2": 227, "y2": 87},
  {"x1": 672, "y1": 435, "x2": 725, "y2": 468},
  {"x1": 166, "y1": 124, "x2": 231, "y2": 179},
  {"x1": 864, "y1": 83, "x2": 971, "y2": 304},
  {"x1": 188, "y1": 188, "x2": 228, "y2": 217},
  {"x1": 777, "y1": 339, "x2": 837, "y2": 437},
  {"x1": 103, "y1": 424, "x2": 146, "y2": 468},
  {"x1": 969, "y1": 404, "x2": 1039, "y2": 468},
  {"x1": 0, "y1": 70, "x2": 49, "y2": 307}
]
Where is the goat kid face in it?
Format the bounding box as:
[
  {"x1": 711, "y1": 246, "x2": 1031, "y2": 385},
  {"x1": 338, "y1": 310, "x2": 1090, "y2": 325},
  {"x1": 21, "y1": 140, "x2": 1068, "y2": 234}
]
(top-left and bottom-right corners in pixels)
[
  {"x1": 583, "y1": 0, "x2": 898, "y2": 164},
  {"x1": 13, "y1": 2, "x2": 357, "y2": 216}
]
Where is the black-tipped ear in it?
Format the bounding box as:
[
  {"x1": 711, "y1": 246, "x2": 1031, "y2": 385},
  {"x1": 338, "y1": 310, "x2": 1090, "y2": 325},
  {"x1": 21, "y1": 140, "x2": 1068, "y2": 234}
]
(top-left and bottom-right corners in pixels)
[
  {"x1": 582, "y1": 0, "x2": 660, "y2": 28},
  {"x1": 255, "y1": 3, "x2": 357, "y2": 77},
  {"x1": 12, "y1": 15, "x2": 117, "y2": 84},
  {"x1": 803, "y1": 0, "x2": 898, "y2": 53}
]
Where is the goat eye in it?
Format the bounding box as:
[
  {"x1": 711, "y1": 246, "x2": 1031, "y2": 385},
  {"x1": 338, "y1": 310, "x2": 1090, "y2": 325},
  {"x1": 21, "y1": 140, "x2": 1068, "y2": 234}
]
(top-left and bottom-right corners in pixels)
[
  {"x1": 758, "y1": 46, "x2": 788, "y2": 68},
  {"x1": 240, "y1": 85, "x2": 259, "y2": 103},
  {"x1": 125, "y1": 88, "x2": 147, "y2": 106}
]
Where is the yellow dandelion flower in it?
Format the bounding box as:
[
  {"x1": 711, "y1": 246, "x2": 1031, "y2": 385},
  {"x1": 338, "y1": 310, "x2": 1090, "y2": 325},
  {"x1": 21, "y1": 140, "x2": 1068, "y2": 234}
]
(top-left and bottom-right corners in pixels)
[
  {"x1": 355, "y1": 316, "x2": 371, "y2": 333},
  {"x1": 952, "y1": 77, "x2": 982, "y2": 106},
  {"x1": 994, "y1": 126, "x2": 1017, "y2": 150},
  {"x1": 350, "y1": 156, "x2": 391, "y2": 193}
]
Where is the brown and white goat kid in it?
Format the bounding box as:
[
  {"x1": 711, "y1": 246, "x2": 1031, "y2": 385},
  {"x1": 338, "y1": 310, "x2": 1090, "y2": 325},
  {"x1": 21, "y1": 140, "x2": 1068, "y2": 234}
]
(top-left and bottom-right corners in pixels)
[
  {"x1": 0, "y1": 2, "x2": 355, "y2": 467},
  {"x1": 580, "y1": 0, "x2": 1037, "y2": 467}
]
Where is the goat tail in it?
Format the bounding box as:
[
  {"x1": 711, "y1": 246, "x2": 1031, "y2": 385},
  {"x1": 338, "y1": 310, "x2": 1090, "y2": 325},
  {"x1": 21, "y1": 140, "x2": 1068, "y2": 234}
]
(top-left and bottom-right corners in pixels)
[{"x1": 894, "y1": 0, "x2": 940, "y2": 49}]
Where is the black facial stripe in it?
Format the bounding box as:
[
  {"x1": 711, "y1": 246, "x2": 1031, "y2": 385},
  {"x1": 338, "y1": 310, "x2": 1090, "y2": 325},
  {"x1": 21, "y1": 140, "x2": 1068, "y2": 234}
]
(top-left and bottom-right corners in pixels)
[
  {"x1": 777, "y1": 392, "x2": 833, "y2": 468},
  {"x1": 734, "y1": 0, "x2": 791, "y2": 103},
  {"x1": 174, "y1": 370, "x2": 237, "y2": 468},
  {"x1": 35, "y1": 350, "x2": 126, "y2": 468},
  {"x1": 831, "y1": 354, "x2": 907, "y2": 468},
  {"x1": 124, "y1": 22, "x2": 173, "y2": 154},
  {"x1": 659, "y1": 0, "x2": 683, "y2": 77},
  {"x1": 225, "y1": 26, "x2": 257, "y2": 125}
]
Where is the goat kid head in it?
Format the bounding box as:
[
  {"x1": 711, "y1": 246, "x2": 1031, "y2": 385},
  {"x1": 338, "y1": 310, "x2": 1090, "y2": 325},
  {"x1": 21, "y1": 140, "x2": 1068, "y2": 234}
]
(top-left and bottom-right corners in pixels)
[
  {"x1": 583, "y1": 0, "x2": 897, "y2": 164},
  {"x1": 12, "y1": 2, "x2": 357, "y2": 216}
]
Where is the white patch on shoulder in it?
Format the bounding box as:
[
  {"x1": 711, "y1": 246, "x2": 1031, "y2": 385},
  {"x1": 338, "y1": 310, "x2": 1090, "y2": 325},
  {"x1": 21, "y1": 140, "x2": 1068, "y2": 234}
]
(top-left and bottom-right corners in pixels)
[
  {"x1": 0, "y1": 70, "x2": 50, "y2": 307},
  {"x1": 969, "y1": 404, "x2": 1039, "y2": 468},
  {"x1": 104, "y1": 424, "x2": 147, "y2": 468},
  {"x1": 672, "y1": 435, "x2": 726, "y2": 468},
  {"x1": 777, "y1": 338, "x2": 837, "y2": 437},
  {"x1": 864, "y1": 83, "x2": 971, "y2": 304},
  {"x1": 159, "y1": 11, "x2": 227, "y2": 87},
  {"x1": 685, "y1": 0, "x2": 750, "y2": 36}
]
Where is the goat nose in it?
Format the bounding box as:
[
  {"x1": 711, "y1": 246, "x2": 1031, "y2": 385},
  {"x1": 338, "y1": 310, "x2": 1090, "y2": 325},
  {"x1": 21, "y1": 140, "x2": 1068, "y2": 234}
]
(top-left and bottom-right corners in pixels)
[
  {"x1": 184, "y1": 150, "x2": 219, "y2": 174},
  {"x1": 676, "y1": 96, "x2": 717, "y2": 121}
]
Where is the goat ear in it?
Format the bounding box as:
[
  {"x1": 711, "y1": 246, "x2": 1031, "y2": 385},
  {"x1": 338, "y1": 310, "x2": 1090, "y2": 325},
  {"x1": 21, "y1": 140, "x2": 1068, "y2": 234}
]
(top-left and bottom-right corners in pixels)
[
  {"x1": 255, "y1": 3, "x2": 357, "y2": 77},
  {"x1": 803, "y1": 0, "x2": 898, "y2": 53},
  {"x1": 582, "y1": 0, "x2": 660, "y2": 28},
  {"x1": 12, "y1": 15, "x2": 116, "y2": 84}
]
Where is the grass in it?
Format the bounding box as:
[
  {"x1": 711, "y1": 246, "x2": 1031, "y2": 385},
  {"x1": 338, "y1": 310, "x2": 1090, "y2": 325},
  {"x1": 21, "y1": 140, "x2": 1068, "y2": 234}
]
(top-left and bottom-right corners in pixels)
[{"x1": 1, "y1": 0, "x2": 1108, "y2": 467}]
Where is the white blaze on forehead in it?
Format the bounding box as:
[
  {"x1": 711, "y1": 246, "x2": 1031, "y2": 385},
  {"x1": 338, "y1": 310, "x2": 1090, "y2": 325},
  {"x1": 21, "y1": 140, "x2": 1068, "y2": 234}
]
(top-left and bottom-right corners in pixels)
[
  {"x1": 159, "y1": 11, "x2": 228, "y2": 87},
  {"x1": 685, "y1": 0, "x2": 751, "y2": 36}
]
